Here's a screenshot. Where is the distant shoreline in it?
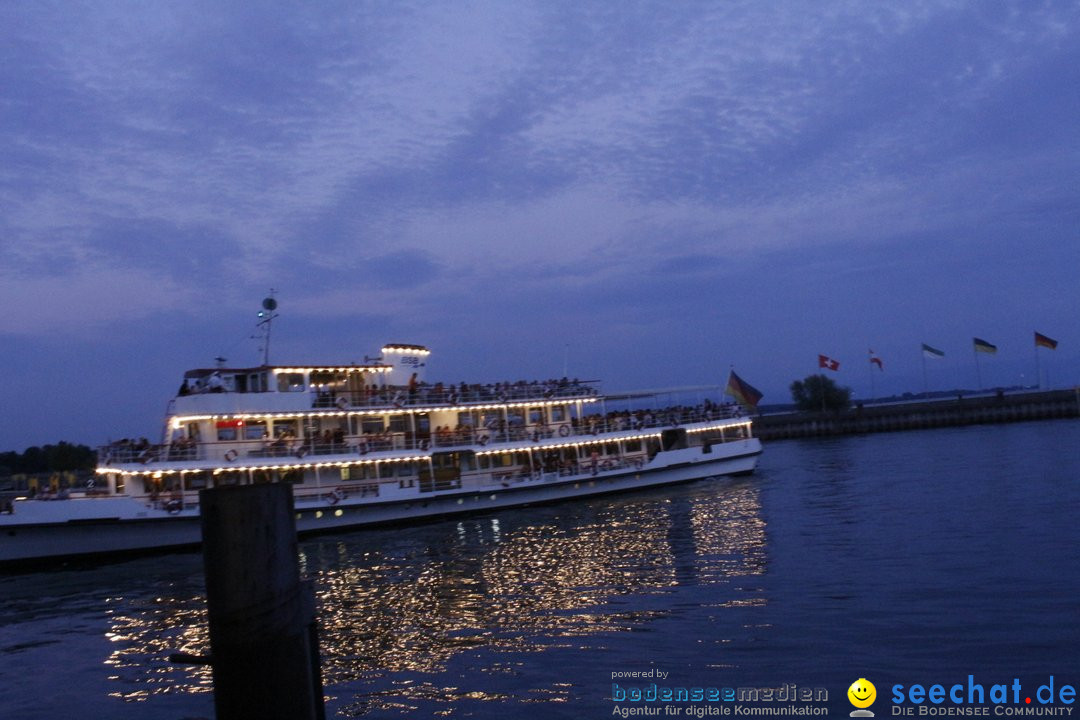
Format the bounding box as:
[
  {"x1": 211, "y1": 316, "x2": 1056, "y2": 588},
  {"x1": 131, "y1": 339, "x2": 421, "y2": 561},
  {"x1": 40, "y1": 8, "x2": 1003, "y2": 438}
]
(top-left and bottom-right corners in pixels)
[{"x1": 753, "y1": 387, "x2": 1080, "y2": 440}]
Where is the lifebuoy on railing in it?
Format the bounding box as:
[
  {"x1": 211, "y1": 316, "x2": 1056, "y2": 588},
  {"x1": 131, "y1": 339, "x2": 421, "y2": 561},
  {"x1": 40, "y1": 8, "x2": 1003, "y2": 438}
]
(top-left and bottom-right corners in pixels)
[
  {"x1": 329, "y1": 487, "x2": 346, "y2": 505},
  {"x1": 224, "y1": 449, "x2": 238, "y2": 462},
  {"x1": 419, "y1": 439, "x2": 430, "y2": 451},
  {"x1": 296, "y1": 446, "x2": 308, "y2": 458},
  {"x1": 477, "y1": 435, "x2": 489, "y2": 446},
  {"x1": 165, "y1": 499, "x2": 183, "y2": 515},
  {"x1": 601, "y1": 460, "x2": 614, "y2": 471},
  {"x1": 336, "y1": 395, "x2": 349, "y2": 410},
  {"x1": 557, "y1": 424, "x2": 570, "y2": 437}
]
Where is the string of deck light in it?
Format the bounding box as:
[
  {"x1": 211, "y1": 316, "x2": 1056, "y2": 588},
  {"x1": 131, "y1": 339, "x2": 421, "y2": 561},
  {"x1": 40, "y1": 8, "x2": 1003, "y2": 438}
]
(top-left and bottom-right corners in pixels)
[
  {"x1": 169, "y1": 395, "x2": 602, "y2": 429},
  {"x1": 102, "y1": 418, "x2": 752, "y2": 478},
  {"x1": 272, "y1": 366, "x2": 392, "y2": 374}
]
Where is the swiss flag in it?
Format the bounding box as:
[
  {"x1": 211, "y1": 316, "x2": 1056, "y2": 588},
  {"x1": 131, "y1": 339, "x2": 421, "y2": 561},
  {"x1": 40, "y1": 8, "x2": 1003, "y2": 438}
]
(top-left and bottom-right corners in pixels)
[{"x1": 818, "y1": 354, "x2": 840, "y2": 371}]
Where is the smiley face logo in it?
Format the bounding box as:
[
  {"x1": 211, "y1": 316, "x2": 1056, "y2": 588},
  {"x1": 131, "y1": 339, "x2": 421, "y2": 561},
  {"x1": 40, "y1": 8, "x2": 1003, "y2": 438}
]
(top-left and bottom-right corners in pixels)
[{"x1": 848, "y1": 678, "x2": 876, "y2": 709}]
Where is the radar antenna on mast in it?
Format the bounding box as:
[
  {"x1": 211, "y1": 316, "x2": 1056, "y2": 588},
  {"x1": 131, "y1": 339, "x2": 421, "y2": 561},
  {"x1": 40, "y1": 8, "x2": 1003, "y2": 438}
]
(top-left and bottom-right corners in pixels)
[{"x1": 255, "y1": 290, "x2": 279, "y2": 366}]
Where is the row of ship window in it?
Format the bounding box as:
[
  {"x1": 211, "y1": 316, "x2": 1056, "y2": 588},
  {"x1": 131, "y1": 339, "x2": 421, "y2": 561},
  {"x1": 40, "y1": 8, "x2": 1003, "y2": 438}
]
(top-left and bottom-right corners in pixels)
[{"x1": 130, "y1": 440, "x2": 652, "y2": 494}]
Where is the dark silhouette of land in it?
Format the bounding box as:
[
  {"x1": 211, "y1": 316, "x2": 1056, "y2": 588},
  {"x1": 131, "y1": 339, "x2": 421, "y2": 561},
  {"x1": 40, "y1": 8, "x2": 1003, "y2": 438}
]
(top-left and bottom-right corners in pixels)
[
  {"x1": 755, "y1": 387, "x2": 1080, "y2": 440},
  {"x1": 0, "y1": 442, "x2": 95, "y2": 475}
]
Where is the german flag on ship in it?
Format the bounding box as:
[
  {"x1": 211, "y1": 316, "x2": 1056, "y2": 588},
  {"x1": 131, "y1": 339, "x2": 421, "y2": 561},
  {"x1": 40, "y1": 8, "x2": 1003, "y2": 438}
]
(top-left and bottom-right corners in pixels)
[
  {"x1": 1035, "y1": 332, "x2": 1058, "y2": 350},
  {"x1": 726, "y1": 370, "x2": 763, "y2": 411}
]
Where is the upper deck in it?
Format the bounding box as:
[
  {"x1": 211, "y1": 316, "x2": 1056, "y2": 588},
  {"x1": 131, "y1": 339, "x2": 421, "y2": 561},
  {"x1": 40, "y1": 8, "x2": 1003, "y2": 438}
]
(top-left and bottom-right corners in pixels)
[
  {"x1": 172, "y1": 340, "x2": 597, "y2": 419},
  {"x1": 96, "y1": 342, "x2": 748, "y2": 479},
  {"x1": 173, "y1": 367, "x2": 598, "y2": 418}
]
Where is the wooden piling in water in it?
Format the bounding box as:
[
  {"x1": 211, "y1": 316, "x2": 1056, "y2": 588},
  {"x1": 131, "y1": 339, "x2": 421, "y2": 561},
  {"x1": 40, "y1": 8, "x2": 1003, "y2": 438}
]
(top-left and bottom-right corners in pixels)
[{"x1": 199, "y1": 483, "x2": 325, "y2": 720}]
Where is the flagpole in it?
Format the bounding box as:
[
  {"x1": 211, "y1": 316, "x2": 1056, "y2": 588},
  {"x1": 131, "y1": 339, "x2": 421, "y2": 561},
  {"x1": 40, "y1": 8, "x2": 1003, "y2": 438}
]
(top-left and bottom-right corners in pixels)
[
  {"x1": 820, "y1": 367, "x2": 826, "y2": 414},
  {"x1": 867, "y1": 351, "x2": 875, "y2": 402},
  {"x1": 817, "y1": 360, "x2": 826, "y2": 414},
  {"x1": 974, "y1": 345, "x2": 982, "y2": 390},
  {"x1": 1035, "y1": 343, "x2": 1041, "y2": 390},
  {"x1": 922, "y1": 351, "x2": 928, "y2": 398}
]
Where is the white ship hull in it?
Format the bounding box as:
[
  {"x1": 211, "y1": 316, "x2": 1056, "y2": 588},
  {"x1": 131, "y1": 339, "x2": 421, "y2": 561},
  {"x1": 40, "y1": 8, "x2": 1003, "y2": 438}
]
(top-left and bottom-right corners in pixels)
[
  {"x1": 3, "y1": 335, "x2": 767, "y2": 568},
  {"x1": 0, "y1": 439, "x2": 760, "y2": 566}
]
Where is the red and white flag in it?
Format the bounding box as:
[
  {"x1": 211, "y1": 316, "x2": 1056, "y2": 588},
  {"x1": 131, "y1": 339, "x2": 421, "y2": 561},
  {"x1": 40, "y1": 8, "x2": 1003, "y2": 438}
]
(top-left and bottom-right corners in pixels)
[
  {"x1": 818, "y1": 354, "x2": 840, "y2": 371},
  {"x1": 869, "y1": 349, "x2": 884, "y2": 370}
]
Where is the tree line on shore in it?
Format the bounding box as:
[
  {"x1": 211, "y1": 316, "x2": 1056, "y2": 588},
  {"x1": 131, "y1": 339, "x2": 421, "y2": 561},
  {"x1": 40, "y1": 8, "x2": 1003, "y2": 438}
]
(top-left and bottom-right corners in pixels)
[
  {"x1": 0, "y1": 442, "x2": 96, "y2": 476},
  {"x1": 790, "y1": 374, "x2": 853, "y2": 413}
]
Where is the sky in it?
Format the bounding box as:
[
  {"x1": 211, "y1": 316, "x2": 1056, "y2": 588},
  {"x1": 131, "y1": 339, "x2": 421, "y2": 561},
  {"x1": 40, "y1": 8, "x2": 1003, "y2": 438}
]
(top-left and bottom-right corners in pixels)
[{"x1": 2, "y1": 1, "x2": 1079, "y2": 451}]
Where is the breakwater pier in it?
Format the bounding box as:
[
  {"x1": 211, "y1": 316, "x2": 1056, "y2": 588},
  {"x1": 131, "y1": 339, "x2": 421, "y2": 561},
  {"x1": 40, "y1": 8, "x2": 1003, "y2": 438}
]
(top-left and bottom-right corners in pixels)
[{"x1": 754, "y1": 388, "x2": 1080, "y2": 440}]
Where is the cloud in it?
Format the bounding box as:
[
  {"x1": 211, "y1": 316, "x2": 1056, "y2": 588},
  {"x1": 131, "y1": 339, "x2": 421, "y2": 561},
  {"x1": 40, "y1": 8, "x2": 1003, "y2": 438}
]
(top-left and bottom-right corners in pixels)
[{"x1": 0, "y1": 266, "x2": 193, "y2": 336}]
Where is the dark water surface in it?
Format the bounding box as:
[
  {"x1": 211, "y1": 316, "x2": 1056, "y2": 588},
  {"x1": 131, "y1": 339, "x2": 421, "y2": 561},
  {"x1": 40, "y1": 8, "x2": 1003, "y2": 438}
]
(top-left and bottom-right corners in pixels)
[{"x1": 2, "y1": 420, "x2": 1078, "y2": 719}]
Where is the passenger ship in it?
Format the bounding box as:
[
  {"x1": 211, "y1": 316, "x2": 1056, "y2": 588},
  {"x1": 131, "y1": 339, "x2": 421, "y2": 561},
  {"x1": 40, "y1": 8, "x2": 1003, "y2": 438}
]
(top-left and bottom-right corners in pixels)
[{"x1": 1, "y1": 342, "x2": 761, "y2": 565}]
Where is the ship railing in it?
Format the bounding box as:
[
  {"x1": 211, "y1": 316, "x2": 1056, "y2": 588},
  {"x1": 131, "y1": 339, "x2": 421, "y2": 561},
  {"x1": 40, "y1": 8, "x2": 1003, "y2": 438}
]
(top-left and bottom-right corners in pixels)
[
  {"x1": 429, "y1": 405, "x2": 746, "y2": 449},
  {"x1": 462, "y1": 453, "x2": 650, "y2": 490},
  {"x1": 96, "y1": 406, "x2": 746, "y2": 468},
  {"x1": 576, "y1": 405, "x2": 745, "y2": 434},
  {"x1": 293, "y1": 482, "x2": 381, "y2": 504},
  {"x1": 98, "y1": 441, "x2": 204, "y2": 465},
  {"x1": 98, "y1": 442, "x2": 168, "y2": 465},
  {"x1": 100, "y1": 433, "x2": 431, "y2": 466},
  {"x1": 312, "y1": 380, "x2": 599, "y2": 410},
  {"x1": 146, "y1": 495, "x2": 198, "y2": 514}
]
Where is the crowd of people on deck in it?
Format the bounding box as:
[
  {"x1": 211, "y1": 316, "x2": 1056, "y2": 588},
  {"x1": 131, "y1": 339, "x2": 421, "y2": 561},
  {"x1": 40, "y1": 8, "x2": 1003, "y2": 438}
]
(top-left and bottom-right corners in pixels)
[
  {"x1": 100, "y1": 437, "x2": 157, "y2": 464},
  {"x1": 177, "y1": 371, "x2": 227, "y2": 395},
  {"x1": 317, "y1": 377, "x2": 596, "y2": 408},
  {"x1": 100, "y1": 397, "x2": 745, "y2": 466},
  {"x1": 168, "y1": 436, "x2": 197, "y2": 460},
  {"x1": 577, "y1": 399, "x2": 743, "y2": 435},
  {"x1": 429, "y1": 399, "x2": 743, "y2": 448}
]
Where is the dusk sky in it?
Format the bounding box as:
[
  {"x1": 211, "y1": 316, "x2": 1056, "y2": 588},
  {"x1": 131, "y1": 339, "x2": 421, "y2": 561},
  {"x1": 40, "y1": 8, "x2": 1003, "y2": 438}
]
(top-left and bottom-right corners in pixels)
[{"x1": 3, "y1": 1, "x2": 1078, "y2": 451}]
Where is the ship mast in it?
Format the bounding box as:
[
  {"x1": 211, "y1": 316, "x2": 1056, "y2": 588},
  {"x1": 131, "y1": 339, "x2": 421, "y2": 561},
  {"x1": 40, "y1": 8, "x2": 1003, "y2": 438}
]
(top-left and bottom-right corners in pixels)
[{"x1": 255, "y1": 290, "x2": 279, "y2": 366}]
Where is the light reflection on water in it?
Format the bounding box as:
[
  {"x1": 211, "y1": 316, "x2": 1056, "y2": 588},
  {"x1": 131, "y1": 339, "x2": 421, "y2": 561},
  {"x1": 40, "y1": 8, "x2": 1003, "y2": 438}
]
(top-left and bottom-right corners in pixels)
[
  {"x1": 102, "y1": 593, "x2": 212, "y2": 702},
  {"x1": 0, "y1": 477, "x2": 766, "y2": 719},
  {"x1": 0, "y1": 559, "x2": 212, "y2": 719},
  {"x1": 307, "y1": 479, "x2": 767, "y2": 713},
  {"x1": 9, "y1": 421, "x2": 1077, "y2": 718}
]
